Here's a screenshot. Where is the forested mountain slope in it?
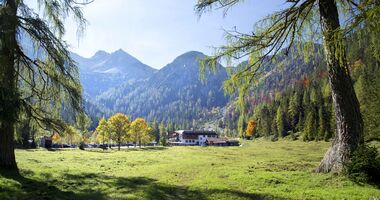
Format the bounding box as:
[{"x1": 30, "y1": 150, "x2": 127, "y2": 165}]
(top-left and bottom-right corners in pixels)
[
  {"x1": 94, "y1": 51, "x2": 229, "y2": 128},
  {"x1": 221, "y1": 43, "x2": 380, "y2": 142}
]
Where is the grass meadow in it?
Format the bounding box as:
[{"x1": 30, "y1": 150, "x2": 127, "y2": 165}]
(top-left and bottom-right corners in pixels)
[{"x1": 1, "y1": 140, "x2": 379, "y2": 199}]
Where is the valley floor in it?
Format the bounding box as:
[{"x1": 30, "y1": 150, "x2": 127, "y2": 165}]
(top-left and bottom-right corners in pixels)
[{"x1": 1, "y1": 140, "x2": 379, "y2": 200}]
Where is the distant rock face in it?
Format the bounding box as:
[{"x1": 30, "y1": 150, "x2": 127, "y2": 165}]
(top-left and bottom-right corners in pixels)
[{"x1": 73, "y1": 49, "x2": 157, "y2": 97}]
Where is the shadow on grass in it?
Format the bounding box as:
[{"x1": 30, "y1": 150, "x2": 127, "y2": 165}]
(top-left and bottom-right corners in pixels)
[
  {"x1": 85, "y1": 146, "x2": 169, "y2": 153},
  {"x1": 122, "y1": 146, "x2": 169, "y2": 151},
  {"x1": 1, "y1": 170, "x2": 287, "y2": 200},
  {"x1": 0, "y1": 169, "x2": 105, "y2": 200},
  {"x1": 61, "y1": 173, "x2": 287, "y2": 200}
]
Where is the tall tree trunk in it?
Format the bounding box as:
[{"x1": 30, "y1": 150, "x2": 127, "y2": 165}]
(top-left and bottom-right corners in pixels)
[
  {"x1": 0, "y1": 125, "x2": 17, "y2": 170},
  {"x1": 316, "y1": 0, "x2": 363, "y2": 173},
  {"x1": 0, "y1": 0, "x2": 19, "y2": 171},
  {"x1": 134, "y1": 135, "x2": 137, "y2": 148}
]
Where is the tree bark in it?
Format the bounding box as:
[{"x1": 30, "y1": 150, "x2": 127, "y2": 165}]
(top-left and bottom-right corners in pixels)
[
  {"x1": 316, "y1": 0, "x2": 363, "y2": 173},
  {"x1": 0, "y1": 125, "x2": 18, "y2": 170},
  {"x1": 0, "y1": 0, "x2": 19, "y2": 171}
]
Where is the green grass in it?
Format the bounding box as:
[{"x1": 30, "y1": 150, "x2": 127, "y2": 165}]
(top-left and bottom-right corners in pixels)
[{"x1": 1, "y1": 140, "x2": 379, "y2": 199}]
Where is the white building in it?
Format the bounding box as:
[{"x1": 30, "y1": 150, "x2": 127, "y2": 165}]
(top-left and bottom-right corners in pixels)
[{"x1": 168, "y1": 130, "x2": 218, "y2": 146}]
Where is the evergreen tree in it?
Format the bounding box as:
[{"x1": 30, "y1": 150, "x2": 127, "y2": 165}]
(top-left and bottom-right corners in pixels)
[
  {"x1": 195, "y1": 0, "x2": 380, "y2": 172},
  {"x1": 354, "y1": 66, "x2": 380, "y2": 141},
  {"x1": 237, "y1": 114, "x2": 246, "y2": 138},
  {"x1": 304, "y1": 110, "x2": 316, "y2": 141},
  {"x1": 276, "y1": 106, "x2": 285, "y2": 138},
  {"x1": 159, "y1": 121, "x2": 166, "y2": 140},
  {"x1": 288, "y1": 91, "x2": 299, "y2": 132},
  {"x1": 0, "y1": 0, "x2": 90, "y2": 170},
  {"x1": 271, "y1": 117, "x2": 278, "y2": 139},
  {"x1": 151, "y1": 119, "x2": 160, "y2": 143}
]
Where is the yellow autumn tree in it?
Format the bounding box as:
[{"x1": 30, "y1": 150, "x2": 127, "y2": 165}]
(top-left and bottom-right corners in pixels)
[
  {"x1": 108, "y1": 113, "x2": 131, "y2": 150},
  {"x1": 96, "y1": 117, "x2": 110, "y2": 146},
  {"x1": 245, "y1": 120, "x2": 256, "y2": 139},
  {"x1": 130, "y1": 118, "x2": 152, "y2": 147},
  {"x1": 51, "y1": 132, "x2": 61, "y2": 144}
]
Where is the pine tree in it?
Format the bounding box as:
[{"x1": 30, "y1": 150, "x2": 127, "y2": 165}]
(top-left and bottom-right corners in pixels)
[
  {"x1": 288, "y1": 91, "x2": 299, "y2": 132},
  {"x1": 304, "y1": 110, "x2": 316, "y2": 141},
  {"x1": 152, "y1": 119, "x2": 160, "y2": 143},
  {"x1": 271, "y1": 118, "x2": 278, "y2": 139},
  {"x1": 276, "y1": 106, "x2": 285, "y2": 138},
  {"x1": 159, "y1": 121, "x2": 166, "y2": 140},
  {"x1": 237, "y1": 114, "x2": 246, "y2": 138}
]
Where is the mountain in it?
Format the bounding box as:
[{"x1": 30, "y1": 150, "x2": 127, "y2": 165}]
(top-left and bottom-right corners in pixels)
[
  {"x1": 79, "y1": 46, "x2": 330, "y2": 132},
  {"x1": 94, "y1": 51, "x2": 230, "y2": 127},
  {"x1": 73, "y1": 49, "x2": 157, "y2": 97}
]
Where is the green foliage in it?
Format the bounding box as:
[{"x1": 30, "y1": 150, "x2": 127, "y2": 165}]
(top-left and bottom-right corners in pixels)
[
  {"x1": 63, "y1": 125, "x2": 81, "y2": 145},
  {"x1": 0, "y1": 0, "x2": 91, "y2": 132},
  {"x1": 276, "y1": 106, "x2": 285, "y2": 138},
  {"x1": 151, "y1": 119, "x2": 160, "y2": 143},
  {"x1": 237, "y1": 114, "x2": 246, "y2": 138},
  {"x1": 79, "y1": 141, "x2": 86, "y2": 150},
  {"x1": 346, "y1": 144, "x2": 380, "y2": 184},
  {"x1": 224, "y1": 66, "x2": 337, "y2": 142},
  {"x1": 159, "y1": 121, "x2": 166, "y2": 140},
  {"x1": 160, "y1": 137, "x2": 167, "y2": 146},
  {"x1": 95, "y1": 117, "x2": 109, "y2": 145},
  {"x1": 194, "y1": 0, "x2": 380, "y2": 145},
  {"x1": 353, "y1": 62, "x2": 380, "y2": 141},
  {"x1": 303, "y1": 111, "x2": 316, "y2": 141}
]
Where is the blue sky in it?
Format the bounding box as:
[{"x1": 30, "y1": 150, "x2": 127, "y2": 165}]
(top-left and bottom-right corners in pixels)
[{"x1": 61, "y1": 0, "x2": 284, "y2": 69}]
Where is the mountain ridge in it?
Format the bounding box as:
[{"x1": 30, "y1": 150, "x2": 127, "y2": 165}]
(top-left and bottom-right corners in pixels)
[{"x1": 74, "y1": 49, "x2": 157, "y2": 97}]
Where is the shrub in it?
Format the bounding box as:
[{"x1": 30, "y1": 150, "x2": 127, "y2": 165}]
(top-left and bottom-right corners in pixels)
[
  {"x1": 346, "y1": 144, "x2": 380, "y2": 184},
  {"x1": 79, "y1": 142, "x2": 86, "y2": 150},
  {"x1": 160, "y1": 137, "x2": 167, "y2": 146},
  {"x1": 269, "y1": 135, "x2": 278, "y2": 142},
  {"x1": 285, "y1": 131, "x2": 300, "y2": 141}
]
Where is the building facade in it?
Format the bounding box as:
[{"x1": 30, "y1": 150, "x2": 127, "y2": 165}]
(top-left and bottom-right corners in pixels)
[{"x1": 169, "y1": 130, "x2": 218, "y2": 146}]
